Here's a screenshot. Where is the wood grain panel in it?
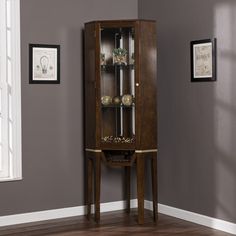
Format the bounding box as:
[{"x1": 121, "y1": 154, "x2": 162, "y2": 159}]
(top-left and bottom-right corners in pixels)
[
  {"x1": 139, "y1": 21, "x2": 157, "y2": 150},
  {"x1": 84, "y1": 23, "x2": 96, "y2": 149}
]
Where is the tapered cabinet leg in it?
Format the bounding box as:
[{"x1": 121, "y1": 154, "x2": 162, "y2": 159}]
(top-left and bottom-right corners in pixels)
[
  {"x1": 87, "y1": 156, "x2": 93, "y2": 220},
  {"x1": 136, "y1": 153, "x2": 145, "y2": 224},
  {"x1": 151, "y1": 152, "x2": 158, "y2": 221},
  {"x1": 125, "y1": 166, "x2": 131, "y2": 213},
  {"x1": 94, "y1": 152, "x2": 101, "y2": 223}
]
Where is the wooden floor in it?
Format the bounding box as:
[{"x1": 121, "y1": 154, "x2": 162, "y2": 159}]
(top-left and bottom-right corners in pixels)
[{"x1": 0, "y1": 210, "x2": 232, "y2": 236}]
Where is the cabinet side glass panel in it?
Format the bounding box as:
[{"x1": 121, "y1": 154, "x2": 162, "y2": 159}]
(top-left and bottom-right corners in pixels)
[{"x1": 100, "y1": 27, "x2": 135, "y2": 145}]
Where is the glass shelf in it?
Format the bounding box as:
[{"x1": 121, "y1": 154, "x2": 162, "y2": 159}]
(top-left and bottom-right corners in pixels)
[
  {"x1": 101, "y1": 64, "x2": 134, "y2": 70},
  {"x1": 101, "y1": 104, "x2": 135, "y2": 108}
]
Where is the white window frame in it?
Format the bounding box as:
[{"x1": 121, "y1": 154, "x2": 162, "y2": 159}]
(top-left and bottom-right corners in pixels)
[{"x1": 0, "y1": 0, "x2": 22, "y2": 181}]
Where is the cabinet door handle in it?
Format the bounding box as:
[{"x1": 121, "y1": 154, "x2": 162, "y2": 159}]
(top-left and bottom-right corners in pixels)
[{"x1": 136, "y1": 83, "x2": 139, "y2": 87}]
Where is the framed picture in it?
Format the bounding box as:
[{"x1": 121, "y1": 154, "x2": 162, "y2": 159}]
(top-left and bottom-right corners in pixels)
[
  {"x1": 29, "y1": 44, "x2": 60, "y2": 84},
  {"x1": 190, "y1": 38, "x2": 216, "y2": 82}
]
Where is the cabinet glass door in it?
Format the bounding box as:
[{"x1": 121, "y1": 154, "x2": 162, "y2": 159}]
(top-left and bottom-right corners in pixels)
[{"x1": 100, "y1": 26, "x2": 135, "y2": 145}]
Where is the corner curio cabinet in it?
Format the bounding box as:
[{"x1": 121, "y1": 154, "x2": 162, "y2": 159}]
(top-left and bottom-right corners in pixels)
[{"x1": 84, "y1": 20, "x2": 157, "y2": 224}]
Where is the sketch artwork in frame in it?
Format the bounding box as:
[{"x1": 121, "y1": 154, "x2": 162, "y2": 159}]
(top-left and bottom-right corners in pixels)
[
  {"x1": 29, "y1": 44, "x2": 60, "y2": 84},
  {"x1": 191, "y1": 38, "x2": 216, "y2": 82}
]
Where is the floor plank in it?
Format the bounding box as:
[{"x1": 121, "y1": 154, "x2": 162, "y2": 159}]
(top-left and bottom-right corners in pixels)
[{"x1": 0, "y1": 210, "x2": 232, "y2": 236}]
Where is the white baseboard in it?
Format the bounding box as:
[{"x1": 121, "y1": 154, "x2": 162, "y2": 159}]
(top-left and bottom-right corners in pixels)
[
  {"x1": 0, "y1": 199, "x2": 137, "y2": 227},
  {"x1": 0, "y1": 205, "x2": 85, "y2": 227},
  {"x1": 0, "y1": 199, "x2": 235, "y2": 235},
  {"x1": 145, "y1": 200, "x2": 236, "y2": 235}
]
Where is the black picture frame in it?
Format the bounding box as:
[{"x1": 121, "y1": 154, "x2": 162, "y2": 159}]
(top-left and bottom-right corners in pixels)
[
  {"x1": 191, "y1": 38, "x2": 216, "y2": 82},
  {"x1": 29, "y1": 44, "x2": 60, "y2": 84}
]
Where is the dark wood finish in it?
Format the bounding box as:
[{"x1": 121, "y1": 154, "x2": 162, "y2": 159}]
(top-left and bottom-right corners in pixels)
[
  {"x1": 138, "y1": 21, "x2": 157, "y2": 150},
  {"x1": 125, "y1": 166, "x2": 131, "y2": 213},
  {"x1": 101, "y1": 143, "x2": 134, "y2": 151},
  {"x1": 0, "y1": 211, "x2": 231, "y2": 236},
  {"x1": 84, "y1": 23, "x2": 97, "y2": 149},
  {"x1": 101, "y1": 151, "x2": 136, "y2": 167},
  {"x1": 85, "y1": 20, "x2": 157, "y2": 151},
  {"x1": 84, "y1": 20, "x2": 158, "y2": 224},
  {"x1": 86, "y1": 157, "x2": 93, "y2": 220},
  {"x1": 124, "y1": 163, "x2": 131, "y2": 213},
  {"x1": 86, "y1": 151, "x2": 157, "y2": 224},
  {"x1": 136, "y1": 153, "x2": 145, "y2": 224},
  {"x1": 94, "y1": 153, "x2": 101, "y2": 223},
  {"x1": 95, "y1": 23, "x2": 102, "y2": 149},
  {"x1": 152, "y1": 152, "x2": 158, "y2": 221}
]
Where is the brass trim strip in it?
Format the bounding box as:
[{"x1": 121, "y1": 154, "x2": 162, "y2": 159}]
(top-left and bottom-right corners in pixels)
[
  {"x1": 135, "y1": 149, "x2": 158, "y2": 153},
  {"x1": 85, "y1": 148, "x2": 102, "y2": 153}
]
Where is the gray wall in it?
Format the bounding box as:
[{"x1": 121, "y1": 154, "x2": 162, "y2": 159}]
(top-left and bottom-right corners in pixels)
[
  {"x1": 139, "y1": 0, "x2": 236, "y2": 223},
  {"x1": 0, "y1": 0, "x2": 137, "y2": 216}
]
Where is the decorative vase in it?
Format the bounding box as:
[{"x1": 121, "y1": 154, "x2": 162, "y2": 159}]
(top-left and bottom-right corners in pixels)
[
  {"x1": 112, "y1": 48, "x2": 127, "y2": 65},
  {"x1": 113, "y1": 54, "x2": 127, "y2": 65}
]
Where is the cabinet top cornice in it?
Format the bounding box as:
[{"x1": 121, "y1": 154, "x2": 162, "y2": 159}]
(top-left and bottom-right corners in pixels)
[{"x1": 85, "y1": 19, "x2": 156, "y2": 25}]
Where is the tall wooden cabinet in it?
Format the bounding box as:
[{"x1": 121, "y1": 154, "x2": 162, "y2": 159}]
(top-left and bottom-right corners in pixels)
[{"x1": 84, "y1": 20, "x2": 157, "y2": 224}]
